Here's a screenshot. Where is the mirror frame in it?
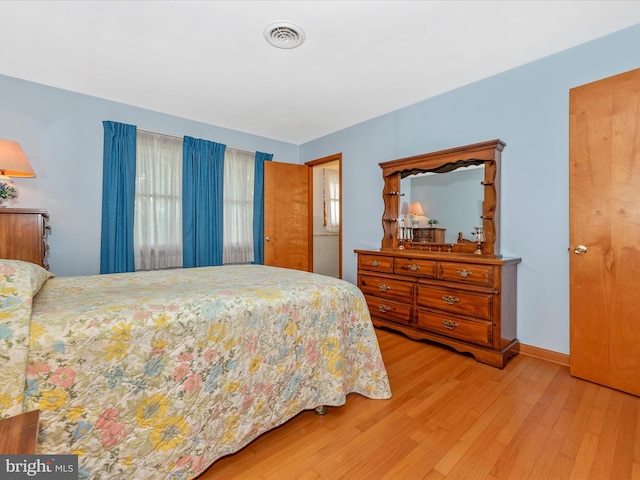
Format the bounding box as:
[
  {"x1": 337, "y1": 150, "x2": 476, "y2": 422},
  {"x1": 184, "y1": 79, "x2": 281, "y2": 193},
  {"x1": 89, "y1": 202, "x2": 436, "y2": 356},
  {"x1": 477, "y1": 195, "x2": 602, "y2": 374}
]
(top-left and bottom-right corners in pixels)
[{"x1": 379, "y1": 139, "x2": 505, "y2": 256}]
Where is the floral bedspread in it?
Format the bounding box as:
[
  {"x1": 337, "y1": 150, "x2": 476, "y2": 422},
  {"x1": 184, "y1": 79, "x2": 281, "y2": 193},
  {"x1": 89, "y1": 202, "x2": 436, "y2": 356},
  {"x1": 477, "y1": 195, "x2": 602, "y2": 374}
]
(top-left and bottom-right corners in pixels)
[{"x1": 0, "y1": 260, "x2": 391, "y2": 479}]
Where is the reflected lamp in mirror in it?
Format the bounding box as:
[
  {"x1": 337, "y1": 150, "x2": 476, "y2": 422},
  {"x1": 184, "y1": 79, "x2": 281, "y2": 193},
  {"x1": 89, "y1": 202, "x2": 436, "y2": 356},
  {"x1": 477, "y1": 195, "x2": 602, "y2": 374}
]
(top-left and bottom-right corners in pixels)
[
  {"x1": 0, "y1": 140, "x2": 35, "y2": 207},
  {"x1": 408, "y1": 202, "x2": 424, "y2": 227}
]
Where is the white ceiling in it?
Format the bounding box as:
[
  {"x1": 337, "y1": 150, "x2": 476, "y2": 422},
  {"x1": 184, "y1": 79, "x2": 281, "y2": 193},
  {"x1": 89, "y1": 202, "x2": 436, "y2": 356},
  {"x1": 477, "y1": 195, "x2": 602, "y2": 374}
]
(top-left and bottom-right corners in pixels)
[{"x1": 1, "y1": 1, "x2": 640, "y2": 145}]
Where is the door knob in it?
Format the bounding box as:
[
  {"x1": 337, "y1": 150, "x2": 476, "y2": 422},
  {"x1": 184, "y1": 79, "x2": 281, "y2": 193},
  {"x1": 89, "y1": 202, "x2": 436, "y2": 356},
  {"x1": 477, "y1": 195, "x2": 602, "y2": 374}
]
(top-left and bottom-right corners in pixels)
[
  {"x1": 573, "y1": 245, "x2": 587, "y2": 255},
  {"x1": 265, "y1": 236, "x2": 272, "y2": 242}
]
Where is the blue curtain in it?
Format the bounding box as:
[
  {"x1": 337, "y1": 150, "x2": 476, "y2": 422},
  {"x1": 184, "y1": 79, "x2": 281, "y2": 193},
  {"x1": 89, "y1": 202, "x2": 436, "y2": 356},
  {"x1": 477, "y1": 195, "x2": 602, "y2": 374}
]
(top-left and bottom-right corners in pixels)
[
  {"x1": 253, "y1": 152, "x2": 273, "y2": 264},
  {"x1": 182, "y1": 136, "x2": 225, "y2": 267},
  {"x1": 100, "y1": 121, "x2": 137, "y2": 274}
]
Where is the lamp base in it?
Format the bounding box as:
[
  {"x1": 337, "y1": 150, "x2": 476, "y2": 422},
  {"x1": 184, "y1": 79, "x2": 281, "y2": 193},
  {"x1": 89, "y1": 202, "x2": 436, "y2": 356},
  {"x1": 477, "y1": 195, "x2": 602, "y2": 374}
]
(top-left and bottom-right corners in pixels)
[{"x1": 0, "y1": 175, "x2": 17, "y2": 207}]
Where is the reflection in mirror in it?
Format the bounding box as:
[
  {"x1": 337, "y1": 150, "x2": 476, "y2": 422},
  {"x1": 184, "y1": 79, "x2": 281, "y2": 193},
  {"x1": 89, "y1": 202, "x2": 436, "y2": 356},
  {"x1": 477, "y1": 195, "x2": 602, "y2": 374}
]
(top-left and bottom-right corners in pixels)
[
  {"x1": 380, "y1": 140, "x2": 504, "y2": 254},
  {"x1": 400, "y1": 165, "x2": 484, "y2": 244}
]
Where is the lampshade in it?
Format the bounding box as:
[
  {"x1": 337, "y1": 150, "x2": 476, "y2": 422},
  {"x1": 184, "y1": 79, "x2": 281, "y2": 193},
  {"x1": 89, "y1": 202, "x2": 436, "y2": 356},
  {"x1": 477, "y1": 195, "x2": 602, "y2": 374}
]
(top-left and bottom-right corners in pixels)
[
  {"x1": 0, "y1": 140, "x2": 35, "y2": 177},
  {"x1": 408, "y1": 202, "x2": 424, "y2": 216}
]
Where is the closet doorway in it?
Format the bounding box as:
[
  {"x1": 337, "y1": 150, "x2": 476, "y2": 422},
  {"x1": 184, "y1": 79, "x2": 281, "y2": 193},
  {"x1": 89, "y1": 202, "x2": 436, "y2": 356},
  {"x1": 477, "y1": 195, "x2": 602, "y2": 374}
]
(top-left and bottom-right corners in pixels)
[{"x1": 306, "y1": 154, "x2": 342, "y2": 279}]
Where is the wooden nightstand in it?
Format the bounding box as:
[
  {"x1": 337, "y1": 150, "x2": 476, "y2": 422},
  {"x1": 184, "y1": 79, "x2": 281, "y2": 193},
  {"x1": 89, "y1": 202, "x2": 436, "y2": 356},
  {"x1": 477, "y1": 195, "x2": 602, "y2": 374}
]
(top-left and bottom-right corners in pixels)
[
  {"x1": 412, "y1": 227, "x2": 446, "y2": 244},
  {"x1": 0, "y1": 410, "x2": 40, "y2": 454},
  {"x1": 0, "y1": 208, "x2": 50, "y2": 269}
]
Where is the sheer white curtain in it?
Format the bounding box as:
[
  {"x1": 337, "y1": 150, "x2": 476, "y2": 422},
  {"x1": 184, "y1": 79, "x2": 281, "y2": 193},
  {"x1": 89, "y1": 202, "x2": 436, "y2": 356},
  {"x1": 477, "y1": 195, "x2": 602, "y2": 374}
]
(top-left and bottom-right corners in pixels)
[
  {"x1": 134, "y1": 130, "x2": 183, "y2": 270},
  {"x1": 324, "y1": 168, "x2": 340, "y2": 233},
  {"x1": 223, "y1": 148, "x2": 255, "y2": 264}
]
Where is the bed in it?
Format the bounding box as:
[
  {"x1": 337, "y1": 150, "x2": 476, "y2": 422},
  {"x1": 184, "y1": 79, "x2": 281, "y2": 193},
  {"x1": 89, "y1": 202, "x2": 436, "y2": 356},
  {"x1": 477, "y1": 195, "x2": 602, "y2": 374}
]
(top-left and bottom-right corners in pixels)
[{"x1": 0, "y1": 259, "x2": 391, "y2": 479}]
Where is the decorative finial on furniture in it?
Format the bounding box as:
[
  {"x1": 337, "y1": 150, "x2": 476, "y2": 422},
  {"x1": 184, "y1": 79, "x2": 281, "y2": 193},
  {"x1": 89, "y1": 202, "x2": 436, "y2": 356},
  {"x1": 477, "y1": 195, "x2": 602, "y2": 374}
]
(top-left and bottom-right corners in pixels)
[{"x1": 473, "y1": 226, "x2": 485, "y2": 254}]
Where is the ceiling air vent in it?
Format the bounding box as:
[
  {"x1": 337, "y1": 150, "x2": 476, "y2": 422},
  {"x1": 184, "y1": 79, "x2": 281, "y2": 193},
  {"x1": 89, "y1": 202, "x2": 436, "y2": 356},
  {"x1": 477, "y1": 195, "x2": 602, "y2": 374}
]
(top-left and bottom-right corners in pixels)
[{"x1": 264, "y1": 21, "x2": 306, "y2": 49}]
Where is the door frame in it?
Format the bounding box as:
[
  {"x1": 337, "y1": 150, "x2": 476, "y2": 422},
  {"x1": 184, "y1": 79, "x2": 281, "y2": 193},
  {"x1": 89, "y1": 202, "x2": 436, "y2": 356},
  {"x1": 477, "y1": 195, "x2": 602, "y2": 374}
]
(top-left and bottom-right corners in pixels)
[{"x1": 305, "y1": 153, "x2": 342, "y2": 279}]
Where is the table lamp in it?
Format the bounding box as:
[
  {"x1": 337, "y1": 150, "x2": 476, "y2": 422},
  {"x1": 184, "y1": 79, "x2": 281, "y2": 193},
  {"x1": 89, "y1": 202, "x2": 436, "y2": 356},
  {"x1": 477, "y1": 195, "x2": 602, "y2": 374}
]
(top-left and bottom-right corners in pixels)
[{"x1": 0, "y1": 140, "x2": 35, "y2": 206}]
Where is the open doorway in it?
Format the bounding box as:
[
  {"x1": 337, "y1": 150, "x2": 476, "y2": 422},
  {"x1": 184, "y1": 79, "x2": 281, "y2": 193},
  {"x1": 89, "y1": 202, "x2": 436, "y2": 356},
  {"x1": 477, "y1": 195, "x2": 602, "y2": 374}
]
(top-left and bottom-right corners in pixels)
[{"x1": 306, "y1": 154, "x2": 342, "y2": 279}]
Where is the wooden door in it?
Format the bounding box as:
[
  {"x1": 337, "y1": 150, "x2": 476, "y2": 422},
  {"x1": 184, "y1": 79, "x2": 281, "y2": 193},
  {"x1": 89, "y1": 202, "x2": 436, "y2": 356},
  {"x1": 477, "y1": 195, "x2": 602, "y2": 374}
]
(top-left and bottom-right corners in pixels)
[
  {"x1": 569, "y1": 68, "x2": 640, "y2": 396},
  {"x1": 264, "y1": 161, "x2": 310, "y2": 271}
]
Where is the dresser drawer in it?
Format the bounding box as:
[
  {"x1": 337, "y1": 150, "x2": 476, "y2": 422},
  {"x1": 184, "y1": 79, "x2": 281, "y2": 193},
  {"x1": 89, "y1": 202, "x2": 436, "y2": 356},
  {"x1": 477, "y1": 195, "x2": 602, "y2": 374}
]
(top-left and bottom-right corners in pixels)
[
  {"x1": 358, "y1": 274, "x2": 413, "y2": 302},
  {"x1": 416, "y1": 309, "x2": 492, "y2": 347},
  {"x1": 439, "y1": 262, "x2": 493, "y2": 286},
  {"x1": 394, "y1": 257, "x2": 437, "y2": 278},
  {"x1": 365, "y1": 295, "x2": 412, "y2": 326},
  {"x1": 416, "y1": 285, "x2": 492, "y2": 320},
  {"x1": 358, "y1": 254, "x2": 393, "y2": 274}
]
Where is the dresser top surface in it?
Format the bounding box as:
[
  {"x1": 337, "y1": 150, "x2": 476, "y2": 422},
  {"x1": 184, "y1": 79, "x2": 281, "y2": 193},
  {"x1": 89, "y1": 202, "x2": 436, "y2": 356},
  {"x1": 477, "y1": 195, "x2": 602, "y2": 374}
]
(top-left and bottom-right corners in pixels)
[{"x1": 0, "y1": 207, "x2": 48, "y2": 217}]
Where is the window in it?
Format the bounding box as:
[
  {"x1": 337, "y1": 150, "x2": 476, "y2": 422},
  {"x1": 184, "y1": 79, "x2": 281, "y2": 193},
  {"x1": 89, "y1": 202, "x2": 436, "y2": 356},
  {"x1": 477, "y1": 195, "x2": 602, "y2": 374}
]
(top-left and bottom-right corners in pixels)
[
  {"x1": 223, "y1": 148, "x2": 255, "y2": 264},
  {"x1": 323, "y1": 168, "x2": 340, "y2": 233},
  {"x1": 134, "y1": 130, "x2": 257, "y2": 270},
  {"x1": 134, "y1": 131, "x2": 183, "y2": 270}
]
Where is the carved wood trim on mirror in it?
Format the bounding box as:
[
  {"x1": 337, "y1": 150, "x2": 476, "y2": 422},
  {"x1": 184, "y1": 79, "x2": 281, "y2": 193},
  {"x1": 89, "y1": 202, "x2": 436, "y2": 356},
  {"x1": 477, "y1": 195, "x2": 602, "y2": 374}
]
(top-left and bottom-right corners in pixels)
[{"x1": 379, "y1": 139, "x2": 505, "y2": 256}]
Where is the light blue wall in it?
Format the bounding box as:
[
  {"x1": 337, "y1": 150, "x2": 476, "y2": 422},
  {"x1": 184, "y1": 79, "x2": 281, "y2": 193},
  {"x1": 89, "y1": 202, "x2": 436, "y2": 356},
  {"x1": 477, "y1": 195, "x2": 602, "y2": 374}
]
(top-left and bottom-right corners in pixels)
[
  {"x1": 2, "y1": 24, "x2": 639, "y2": 354},
  {"x1": 0, "y1": 75, "x2": 299, "y2": 276},
  {"x1": 300, "y1": 24, "x2": 640, "y2": 355}
]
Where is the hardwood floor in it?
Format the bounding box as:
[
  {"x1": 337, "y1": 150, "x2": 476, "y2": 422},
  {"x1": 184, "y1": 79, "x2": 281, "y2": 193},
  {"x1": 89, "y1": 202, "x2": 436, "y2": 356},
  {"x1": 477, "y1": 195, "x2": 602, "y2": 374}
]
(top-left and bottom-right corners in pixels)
[{"x1": 197, "y1": 328, "x2": 640, "y2": 480}]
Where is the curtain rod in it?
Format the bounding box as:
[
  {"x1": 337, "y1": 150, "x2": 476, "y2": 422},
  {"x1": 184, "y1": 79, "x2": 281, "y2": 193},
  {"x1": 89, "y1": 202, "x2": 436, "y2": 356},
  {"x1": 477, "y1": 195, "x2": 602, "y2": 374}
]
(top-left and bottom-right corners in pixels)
[{"x1": 138, "y1": 128, "x2": 257, "y2": 155}]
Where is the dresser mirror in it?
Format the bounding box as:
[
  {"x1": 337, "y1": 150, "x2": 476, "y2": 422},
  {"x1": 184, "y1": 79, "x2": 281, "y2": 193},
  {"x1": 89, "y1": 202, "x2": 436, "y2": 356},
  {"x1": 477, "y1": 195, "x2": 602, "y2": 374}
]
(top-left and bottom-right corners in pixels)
[
  {"x1": 400, "y1": 165, "x2": 484, "y2": 244},
  {"x1": 379, "y1": 139, "x2": 505, "y2": 256}
]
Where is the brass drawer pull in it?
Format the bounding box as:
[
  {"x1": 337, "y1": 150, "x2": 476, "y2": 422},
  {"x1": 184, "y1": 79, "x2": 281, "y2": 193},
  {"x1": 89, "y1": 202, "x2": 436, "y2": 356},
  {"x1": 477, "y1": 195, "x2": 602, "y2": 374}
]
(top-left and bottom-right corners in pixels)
[
  {"x1": 442, "y1": 319, "x2": 459, "y2": 330},
  {"x1": 370, "y1": 260, "x2": 379, "y2": 267},
  {"x1": 378, "y1": 305, "x2": 390, "y2": 313},
  {"x1": 378, "y1": 284, "x2": 391, "y2": 292},
  {"x1": 457, "y1": 269, "x2": 472, "y2": 278},
  {"x1": 408, "y1": 263, "x2": 420, "y2": 272},
  {"x1": 442, "y1": 295, "x2": 459, "y2": 305}
]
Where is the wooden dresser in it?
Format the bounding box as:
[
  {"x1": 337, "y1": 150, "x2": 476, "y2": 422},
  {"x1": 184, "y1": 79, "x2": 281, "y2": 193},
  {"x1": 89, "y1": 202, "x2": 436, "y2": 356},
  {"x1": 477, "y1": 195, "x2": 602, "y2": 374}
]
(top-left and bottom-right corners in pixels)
[
  {"x1": 356, "y1": 249, "x2": 520, "y2": 368},
  {"x1": 0, "y1": 208, "x2": 50, "y2": 269}
]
